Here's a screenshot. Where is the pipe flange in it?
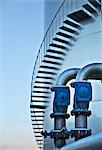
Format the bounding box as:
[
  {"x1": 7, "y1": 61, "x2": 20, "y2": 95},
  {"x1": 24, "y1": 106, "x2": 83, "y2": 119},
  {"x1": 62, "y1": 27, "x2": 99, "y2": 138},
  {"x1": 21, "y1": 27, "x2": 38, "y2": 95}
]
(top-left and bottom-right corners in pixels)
[
  {"x1": 50, "y1": 113, "x2": 70, "y2": 119},
  {"x1": 41, "y1": 128, "x2": 70, "y2": 139},
  {"x1": 71, "y1": 129, "x2": 92, "y2": 139},
  {"x1": 50, "y1": 128, "x2": 70, "y2": 139},
  {"x1": 71, "y1": 109, "x2": 91, "y2": 116}
]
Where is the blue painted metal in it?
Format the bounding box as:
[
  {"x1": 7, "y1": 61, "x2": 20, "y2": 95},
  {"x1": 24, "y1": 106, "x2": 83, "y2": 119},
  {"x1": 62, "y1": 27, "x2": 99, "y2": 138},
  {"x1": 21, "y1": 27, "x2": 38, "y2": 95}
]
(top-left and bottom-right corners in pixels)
[
  {"x1": 51, "y1": 86, "x2": 70, "y2": 113},
  {"x1": 71, "y1": 81, "x2": 92, "y2": 110},
  {"x1": 41, "y1": 86, "x2": 70, "y2": 148},
  {"x1": 71, "y1": 81, "x2": 92, "y2": 140}
]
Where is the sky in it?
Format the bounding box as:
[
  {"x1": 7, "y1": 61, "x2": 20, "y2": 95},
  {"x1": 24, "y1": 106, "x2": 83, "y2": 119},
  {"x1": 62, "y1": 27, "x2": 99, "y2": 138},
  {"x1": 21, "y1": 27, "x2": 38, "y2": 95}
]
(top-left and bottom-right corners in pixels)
[
  {"x1": 0, "y1": 1, "x2": 102, "y2": 150},
  {"x1": 0, "y1": 0, "x2": 44, "y2": 150}
]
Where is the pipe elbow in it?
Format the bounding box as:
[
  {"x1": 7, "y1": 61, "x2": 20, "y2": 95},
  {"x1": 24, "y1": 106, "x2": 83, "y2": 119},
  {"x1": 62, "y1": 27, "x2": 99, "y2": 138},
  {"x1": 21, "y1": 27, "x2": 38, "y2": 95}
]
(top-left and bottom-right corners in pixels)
[
  {"x1": 76, "y1": 63, "x2": 102, "y2": 81},
  {"x1": 56, "y1": 68, "x2": 80, "y2": 85}
]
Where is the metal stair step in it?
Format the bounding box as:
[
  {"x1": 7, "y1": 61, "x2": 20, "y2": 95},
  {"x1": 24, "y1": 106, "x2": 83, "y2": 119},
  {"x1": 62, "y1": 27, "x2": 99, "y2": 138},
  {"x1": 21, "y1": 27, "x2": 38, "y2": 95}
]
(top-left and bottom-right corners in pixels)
[
  {"x1": 88, "y1": 0, "x2": 101, "y2": 8},
  {"x1": 40, "y1": 65, "x2": 59, "y2": 70},
  {"x1": 83, "y1": 1, "x2": 99, "y2": 14},
  {"x1": 53, "y1": 37, "x2": 73, "y2": 45},
  {"x1": 47, "y1": 49, "x2": 67, "y2": 55},
  {"x1": 33, "y1": 127, "x2": 43, "y2": 129},
  {"x1": 42, "y1": 59, "x2": 62, "y2": 65},
  {"x1": 38, "y1": 142, "x2": 43, "y2": 145},
  {"x1": 38, "y1": 70, "x2": 57, "y2": 75},
  {"x1": 31, "y1": 95, "x2": 49, "y2": 100},
  {"x1": 32, "y1": 91, "x2": 51, "y2": 95},
  {"x1": 32, "y1": 87, "x2": 52, "y2": 95},
  {"x1": 35, "y1": 81, "x2": 53, "y2": 85},
  {"x1": 32, "y1": 119, "x2": 44, "y2": 121},
  {"x1": 31, "y1": 115, "x2": 44, "y2": 117},
  {"x1": 52, "y1": 39, "x2": 74, "y2": 47},
  {"x1": 56, "y1": 31, "x2": 75, "y2": 39},
  {"x1": 44, "y1": 54, "x2": 64, "y2": 60},
  {"x1": 39, "y1": 66, "x2": 60, "y2": 73},
  {"x1": 53, "y1": 37, "x2": 69, "y2": 44},
  {"x1": 38, "y1": 147, "x2": 43, "y2": 149},
  {"x1": 35, "y1": 135, "x2": 43, "y2": 137},
  {"x1": 53, "y1": 39, "x2": 74, "y2": 47},
  {"x1": 63, "y1": 17, "x2": 83, "y2": 29},
  {"x1": 34, "y1": 133, "x2": 43, "y2": 137},
  {"x1": 60, "y1": 25, "x2": 80, "y2": 34},
  {"x1": 50, "y1": 39, "x2": 71, "y2": 50},
  {"x1": 46, "y1": 50, "x2": 67, "y2": 56},
  {"x1": 31, "y1": 111, "x2": 44, "y2": 115},
  {"x1": 37, "y1": 145, "x2": 43, "y2": 147},
  {"x1": 49, "y1": 45, "x2": 70, "y2": 52},
  {"x1": 31, "y1": 100, "x2": 49, "y2": 103},
  {"x1": 38, "y1": 143, "x2": 43, "y2": 146},
  {"x1": 33, "y1": 121, "x2": 43, "y2": 124},
  {"x1": 83, "y1": 7, "x2": 95, "y2": 20},
  {"x1": 59, "y1": 28, "x2": 76, "y2": 37},
  {"x1": 44, "y1": 53, "x2": 65, "y2": 60},
  {"x1": 32, "y1": 113, "x2": 43, "y2": 118},
  {"x1": 41, "y1": 61, "x2": 62, "y2": 68},
  {"x1": 35, "y1": 134, "x2": 43, "y2": 137},
  {"x1": 34, "y1": 86, "x2": 51, "y2": 89},
  {"x1": 32, "y1": 118, "x2": 44, "y2": 121},
  {"x1": 56, "y1": 30, "x2": 76, "y2": 39},
  {"x1": 32, "y1": 95, "x2": 50, "y2": 98},
  {"x1": 31, "y1": 99, "x2": 49, "y2": 103},
  {"x1": 35, "y1": 78, "x2": 54, "y2": 85},
  {"x1": 30, "y1": 104, "x2": 47, "y2": 109},
  {"x1": 55, "y1": 34, "x2": 77, "y2": 44},
  {"x1": 36, "y1": 75, "x2": 55, "y2": 80},
  {"x1": 35, "y1": 77, "x2": 55, "y2": 84},
  {"x1": 37, "y1": 140, "x2": 43, "y2": 142},
  {"x1": 36, "y1": 139, "x2": 43, "y2": 142},
  {"x1": 34, "y1": 131, "x2": 42, "y2": 134},
  {"x1": 49, "y1": 43, "x2": 66, "y2": 49},
  {"x1": 32, "y1": 124, "x2": 43, "y2": 126},
  {"x1": 31, "y1": 102, "x2": 49, "y2": 109},
  {"x1": 68, "y1": 8, "x2": 95, "y2": 22},
  {"x1": 34, "y1": 137, "x2": 42, "y2": 141},
  {"x1": 31, "y1": 110, "x2": 45, "y2": 113},
  {"x1": 38, "y1": 145, "x2": 43, "y2": 147}
]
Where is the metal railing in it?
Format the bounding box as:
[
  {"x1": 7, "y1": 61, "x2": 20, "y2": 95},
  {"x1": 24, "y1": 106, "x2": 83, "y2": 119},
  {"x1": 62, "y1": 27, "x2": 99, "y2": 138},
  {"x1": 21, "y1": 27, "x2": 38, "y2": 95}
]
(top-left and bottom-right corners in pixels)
[{"x1": 31, "y1": 0, "x2": 86, "y2": 95}]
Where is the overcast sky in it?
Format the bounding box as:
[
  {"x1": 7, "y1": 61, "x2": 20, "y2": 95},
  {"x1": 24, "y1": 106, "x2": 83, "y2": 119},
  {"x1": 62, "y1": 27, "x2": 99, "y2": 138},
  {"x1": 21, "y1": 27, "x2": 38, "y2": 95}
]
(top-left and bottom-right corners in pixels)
[{"x1": 0, "y1": 0, "x2": 44, "y2": 150}]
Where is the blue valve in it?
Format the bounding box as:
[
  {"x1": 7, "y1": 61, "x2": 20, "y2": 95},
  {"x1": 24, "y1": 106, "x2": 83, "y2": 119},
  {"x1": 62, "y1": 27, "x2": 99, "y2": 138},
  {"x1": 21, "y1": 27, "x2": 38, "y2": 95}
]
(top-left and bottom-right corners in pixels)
[
  {"x1": 71, "y1": 81, "x2": 92, "y2": 140},
  {"x1": 51, "y1": 86, "x2": 70, "y2": 114},
  {"x1": 71, "y1": 81, "x2": 92, "y2": 110}
]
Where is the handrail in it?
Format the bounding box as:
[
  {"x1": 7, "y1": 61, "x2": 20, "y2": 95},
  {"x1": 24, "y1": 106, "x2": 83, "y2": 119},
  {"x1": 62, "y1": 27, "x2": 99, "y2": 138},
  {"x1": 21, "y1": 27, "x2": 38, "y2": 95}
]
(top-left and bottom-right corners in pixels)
[{"x1": 31, "y1": 0, "x2": 65, "y2": 92}]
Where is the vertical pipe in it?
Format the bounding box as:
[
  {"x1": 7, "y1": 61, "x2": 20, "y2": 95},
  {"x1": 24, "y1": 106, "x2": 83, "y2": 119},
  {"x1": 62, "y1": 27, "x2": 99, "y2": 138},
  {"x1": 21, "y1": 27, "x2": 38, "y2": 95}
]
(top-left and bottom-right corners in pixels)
[
  {"x1": 75, "y1": 114, "x2": 87, "y2": 128},
  {"x1": 54, "y1": 117, "x2": 66, "y2": 130},
  {"x1": 54, "y1": 117, "x2": 66, "y2": 148}
]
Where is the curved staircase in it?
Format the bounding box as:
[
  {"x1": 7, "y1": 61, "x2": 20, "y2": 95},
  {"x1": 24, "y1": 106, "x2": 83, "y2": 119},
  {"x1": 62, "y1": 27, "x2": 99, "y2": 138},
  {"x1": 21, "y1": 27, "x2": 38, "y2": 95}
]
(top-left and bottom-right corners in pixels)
[{"x1": 30, "y1": 0, "x2": 101, "y2": 149}]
